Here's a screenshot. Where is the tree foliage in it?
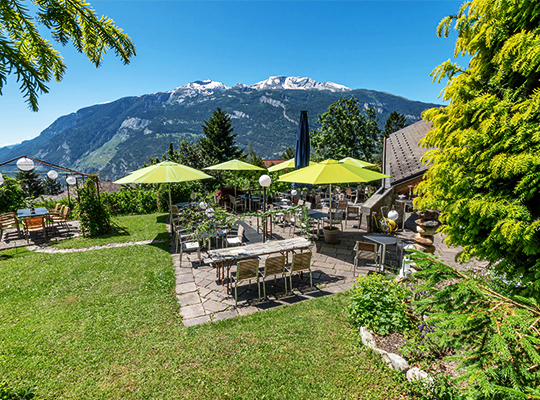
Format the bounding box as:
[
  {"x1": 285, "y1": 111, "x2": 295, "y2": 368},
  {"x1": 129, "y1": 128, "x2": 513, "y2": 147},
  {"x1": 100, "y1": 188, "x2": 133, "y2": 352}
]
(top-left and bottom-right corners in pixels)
[
  {"x1": 15, "y1": 169, "x2": 42, "y2": 198},
  {"x1": 383, "y1": 111, "x2": 408, "y2": 137},
  {"x1": 0, "y1": 0, "x2": 136, "y2": 111},
  {"x1": 310, "y1": 97, "x2": 381, "y2": 161},
  {"x1": 77, "y1": 174, "x2": 110, "y2": 237},
  {"x1": 411, "y1": 252, "x2": 540, "y2": 399},
  {"x1": 42, "y1": 176, "x2": 62, "y2": 195},
  {"x1": 280, "y1": 146, "x2": 295, "y2": 160},
  {"x1": 0, "y1": 176, "x2": 24, "y2": 212},
  {"x1": 417, "y1": 0, "x2": 540, "y2": 293},
  {"x1": 199, "y1": 107, "x2": 244, "y2": 164}
]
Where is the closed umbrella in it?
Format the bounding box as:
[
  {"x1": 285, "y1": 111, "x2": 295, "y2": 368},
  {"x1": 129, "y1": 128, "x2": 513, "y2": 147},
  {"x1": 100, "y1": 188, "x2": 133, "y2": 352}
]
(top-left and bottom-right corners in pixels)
[
  {"x1": 278, "y1": 159, "x2": 389, "y2": 227},
  {"x1": 293, "y1": 110, "x2": 310, "y2": 188},
  {"x1": 114, "y1": 161, "x2": 213, "y2": 225},
  {"x1": 204, "y1": 159, "x2": 264, "y2": 197}
]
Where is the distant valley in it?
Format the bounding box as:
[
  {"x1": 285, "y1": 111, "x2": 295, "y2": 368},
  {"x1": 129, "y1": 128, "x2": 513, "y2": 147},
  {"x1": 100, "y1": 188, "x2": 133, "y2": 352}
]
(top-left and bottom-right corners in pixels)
[{"x1": 1, "y1": 76, "x2": 440, "y2": 179}]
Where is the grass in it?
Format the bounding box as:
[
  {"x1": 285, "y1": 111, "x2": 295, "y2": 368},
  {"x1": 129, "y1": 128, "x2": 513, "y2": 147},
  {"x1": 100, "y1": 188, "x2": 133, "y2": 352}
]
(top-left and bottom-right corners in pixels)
[{"x1": 1, "y1": 214, "x2": 409, "y2": 399}]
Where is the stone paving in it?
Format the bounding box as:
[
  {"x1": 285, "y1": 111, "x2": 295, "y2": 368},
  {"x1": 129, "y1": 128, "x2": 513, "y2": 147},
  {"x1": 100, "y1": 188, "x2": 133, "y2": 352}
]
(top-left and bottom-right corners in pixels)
[
  {"x1": 0, "y1": 220, "x2": 81, "y2": 250},
  {"x1": 171, "y1": 213, "x2": 472, "y2": 327}
]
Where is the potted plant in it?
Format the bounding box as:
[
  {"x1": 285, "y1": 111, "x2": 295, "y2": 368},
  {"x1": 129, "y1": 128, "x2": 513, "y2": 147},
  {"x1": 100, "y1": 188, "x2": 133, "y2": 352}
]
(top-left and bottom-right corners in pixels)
[{"x1": 322, "y1": 225, "x2": 339, "y2": 244}]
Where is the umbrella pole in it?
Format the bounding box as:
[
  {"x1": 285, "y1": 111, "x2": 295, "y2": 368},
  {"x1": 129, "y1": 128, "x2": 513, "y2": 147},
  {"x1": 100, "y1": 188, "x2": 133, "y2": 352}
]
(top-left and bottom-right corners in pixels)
[
  {"x1": 169, "y1": 183, "x2": 173, "y2": 233},
  {"x1": 329, "y1": 183, "x2": 333, "y2": 227},
  {"x1": 234, "y1": 171, "x2": 237, "y2": 198}
]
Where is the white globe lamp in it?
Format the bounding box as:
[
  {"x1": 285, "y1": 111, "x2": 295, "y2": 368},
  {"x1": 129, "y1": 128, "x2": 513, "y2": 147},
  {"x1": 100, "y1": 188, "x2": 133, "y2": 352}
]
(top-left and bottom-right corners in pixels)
[
  {"x1": 17, "y1": 157, "x2": 34, "y2": 171},
  {"x1": 66, "y1": 176, "x2": 76, "y2": 185},
  {"x1": 0, "y1": 174, "x2": 4, "y2": 186},
  {"x1": 388, "y1": 209, "x2": 399, "y2": 221},
  {"x1": 47, "y1": 170, "x2": 58, "y2": 180},
  {"x1": 291, "y1": 189, "x2": 298, "y2": 196},
  {"x1": 258, "y1": 174, "x2": 272, "y2": 188}
]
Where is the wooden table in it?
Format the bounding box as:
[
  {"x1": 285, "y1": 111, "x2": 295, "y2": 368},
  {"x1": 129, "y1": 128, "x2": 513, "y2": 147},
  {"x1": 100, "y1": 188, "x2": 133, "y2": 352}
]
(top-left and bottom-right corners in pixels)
[{"x1": 207, "y1": 237, "x2": 313, "y2": 292}]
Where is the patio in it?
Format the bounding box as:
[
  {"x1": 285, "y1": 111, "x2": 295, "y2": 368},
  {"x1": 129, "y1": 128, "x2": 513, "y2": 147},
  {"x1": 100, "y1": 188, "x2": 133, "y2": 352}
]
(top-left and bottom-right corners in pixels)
[{"x1": 171, "y1": 210, "x2": 469, "y2": 327}]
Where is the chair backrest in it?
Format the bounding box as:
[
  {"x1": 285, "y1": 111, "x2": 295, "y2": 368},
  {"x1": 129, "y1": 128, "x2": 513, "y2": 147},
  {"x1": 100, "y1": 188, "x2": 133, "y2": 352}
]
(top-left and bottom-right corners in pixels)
[
  {"x1": 62, "y1": 206, "x2": 70, "y2": 218},
  {"x1": 236, "y1": 259, "x2": 259, "y2": 281},
  {"x1": 338, "y1": 200, "x2": 348, "y2": 211},
  {"x1": 237, "y1": 224, "x2": 245, "y2": 240},
  {"x1": 26, "y1": 216, "x2": 45, "y2": 230},
  {"x1": 264, "y1": 255, "x2": 285, "y2": 276},
  {"x1": 297, "y1": 199, "x2": 304, "y2": 206},
  {"x1": 291, "y1": 252, "x2": 312, "y2": 273},
  {"x1": 305, "y1": 202, "x2": 312, "y2": 210},
  {"x1": 346, "y1": 188, "x2": 352, "y2": 196},
  {"x1": 356, "y1": 241, "x2": 377, "y2": 260},
  {"x1": 170, "y1": 205, "x2": 179, "y2": 216},
  {"x1": 1, "y1": 212, "x2": 17, "y2": 225},
  {"x1": 347, "y1": 205, "x2": 360, "y2": 216}
]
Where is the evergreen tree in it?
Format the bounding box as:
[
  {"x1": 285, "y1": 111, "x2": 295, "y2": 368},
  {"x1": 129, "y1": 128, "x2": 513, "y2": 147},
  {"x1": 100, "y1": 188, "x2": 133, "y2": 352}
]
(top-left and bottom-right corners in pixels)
[
  {"x1": 310, "y1": 97, "x2": 381, "y2": 161},
  {"x1": 280, "y1": 146, "x2": 295, "y2": 160},
  {"x1": 42, "y1": 176, "x2": 62, "y2": 195},
  {"x1": 199, "y1": 108, "x2": 244, "y2": 163},
  {"x1": 417, "y1": 0, "x2": 540, "y2": 294},
  {"x1": 15, "y1": 170, "x2": 43, "y2": 198},
  {"x1": 383, "y1": 111, "x2": 408, "y2": 138}
]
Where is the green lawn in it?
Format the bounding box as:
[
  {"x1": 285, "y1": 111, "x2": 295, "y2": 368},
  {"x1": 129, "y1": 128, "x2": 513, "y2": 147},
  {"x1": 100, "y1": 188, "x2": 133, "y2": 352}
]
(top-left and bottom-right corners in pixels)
[{"x1": 1, "y1": 214, "x2": 409, "y2": 399}]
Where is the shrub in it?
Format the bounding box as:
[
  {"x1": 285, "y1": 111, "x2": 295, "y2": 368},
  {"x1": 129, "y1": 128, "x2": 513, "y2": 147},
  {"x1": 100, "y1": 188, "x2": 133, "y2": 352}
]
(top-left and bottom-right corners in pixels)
[
  {"x1": 101, "y1": 186, "x2": 159, "y2": 215},
  {"x1": 77, "y1": 175, "x2": 111, "y2": 237},
  {"x1": 348, "y1": 273, "x2": 412, "y2": 335},
  {"x1": 0, "y1": 380, "x2": 36, "y2": 400},
  {"x1": 0, "y1": 176, "x2": 25, "y2": 213}
]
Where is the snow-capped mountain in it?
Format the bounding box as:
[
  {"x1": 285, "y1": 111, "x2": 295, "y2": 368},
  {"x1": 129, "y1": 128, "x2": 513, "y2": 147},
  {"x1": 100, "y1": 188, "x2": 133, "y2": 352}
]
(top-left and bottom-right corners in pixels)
[{"x1": 250, "y1": 76, "x2": 351, "y2": 92}]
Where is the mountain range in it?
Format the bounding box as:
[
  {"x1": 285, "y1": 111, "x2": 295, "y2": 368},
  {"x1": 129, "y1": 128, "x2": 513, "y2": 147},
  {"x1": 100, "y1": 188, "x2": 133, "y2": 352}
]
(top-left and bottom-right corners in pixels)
[{"x1": 1, "y1": 76, "x2": 440, "y2": 179}]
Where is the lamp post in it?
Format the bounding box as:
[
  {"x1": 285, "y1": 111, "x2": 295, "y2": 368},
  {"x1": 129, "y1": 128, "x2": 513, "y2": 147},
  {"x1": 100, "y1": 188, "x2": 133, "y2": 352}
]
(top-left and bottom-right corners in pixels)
[{"x1": 259, "y1": 174, "x2": 272, "y2": 242}]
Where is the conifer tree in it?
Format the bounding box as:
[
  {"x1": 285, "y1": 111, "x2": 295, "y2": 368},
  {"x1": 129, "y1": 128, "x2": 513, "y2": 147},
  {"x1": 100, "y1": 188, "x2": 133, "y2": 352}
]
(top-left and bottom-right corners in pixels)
[
  {"x1": 383, "y1": 111, "x2": 408, "y2": 138},
  {"x1": 15, "y1": 169, "x2": 43, "y2": 198},
  {"x1": 42, "y1": 176, "x2": 62, "y2": 195},
  {"x1": 417, "y1": 0, "x2": 540, "y2": 293},
  {"x1": 199, "y1": 108, "x2": 244, "y2": 163}
]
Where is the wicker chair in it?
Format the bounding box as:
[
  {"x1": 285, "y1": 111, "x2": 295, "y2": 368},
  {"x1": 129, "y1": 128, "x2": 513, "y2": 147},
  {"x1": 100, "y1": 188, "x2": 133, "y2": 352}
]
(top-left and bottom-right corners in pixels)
[
  {"x1": 231, "y1": 259, "x2": 261, "y2": 306},
  {"x1": 23, "y1": 216, "x2": 47, "y2": 243},
  {"x1": 353, "y1": 241, "x2": 381, "y2": 276},
  {"x1": 262, "y1": 255, "x2": 287, "y2": 298},
  {"x1": 285, "y1": 252, "x2": 313, "y2": 293}
]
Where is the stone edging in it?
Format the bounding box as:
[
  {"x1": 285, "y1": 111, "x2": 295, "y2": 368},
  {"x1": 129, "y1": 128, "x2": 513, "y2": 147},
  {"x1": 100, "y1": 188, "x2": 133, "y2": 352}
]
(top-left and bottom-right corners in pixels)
[
  {"x1": 358, "y1": 326, "x2": 433, "y2": 383},
  {"x1": 27, "y1": 239, "x2": 166, "y2": 254}
]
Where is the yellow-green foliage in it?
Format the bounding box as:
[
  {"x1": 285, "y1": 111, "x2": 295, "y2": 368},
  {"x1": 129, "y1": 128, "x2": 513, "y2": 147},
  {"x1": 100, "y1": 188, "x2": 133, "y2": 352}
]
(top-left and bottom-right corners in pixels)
[{"x1": 418, "y1": 0, "x2": 540, "y2": 292}]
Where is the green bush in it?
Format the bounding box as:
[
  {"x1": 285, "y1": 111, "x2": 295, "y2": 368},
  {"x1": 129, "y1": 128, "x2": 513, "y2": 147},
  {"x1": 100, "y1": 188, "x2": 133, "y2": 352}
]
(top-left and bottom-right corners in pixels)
[
  {"x1": 101, "y1": 186, "x2": 159, "y2": 215},
  {"x1": 349, "y1": 273, "x2": 412, "y2": 335},
  {"x1": 77, "y1": 175, "x2": 111, "y2": 237},
  {"x1": 0, "y1": 176, "x2": 25, "y2": 213},
  {"x1": 0, "y1": 380, "x2": 36, "y2": 400}
]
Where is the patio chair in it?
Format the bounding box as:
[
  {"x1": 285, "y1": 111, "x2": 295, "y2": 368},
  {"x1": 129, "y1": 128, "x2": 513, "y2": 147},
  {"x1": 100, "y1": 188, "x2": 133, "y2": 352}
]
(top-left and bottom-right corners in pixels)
[
  {"x1": 23, "y1": 216, "x2": 47, "y2": 243},
  {"x1": 346, "y1": 188, "x2": 357, "y2": 203},
  {"x1": 262, "y1": 255, "x2": 287, "y2": 298},
  {"x1": 178, "y1": 232, "x2": 201, "y2": 264},
  {"x1": 228, "y1": 194, "x2": 244, "y2": 214},
  {"x1": 353, "y1": 241, "x2": 381, "y2": 276},
  {"x1": 226, "y1": 224, "x2": 245, "y2": 247},
  {"x1": 337, "y1": 200, "x2": 349, "y2": 227},
  {"x1": 285, "y1": 251, "x2": 313, "y2": 293},
  {"x1": 50, "y1": 206, "x2": 70, "y2": 232},
  {"x1": 347, "y1": 206, "x2": 362, "y2": 230},
  {"x1": 231, "y1": 258, "x2": 261, "y2": 306},
  {"x1": 0, "y1": 212, "x2": 21, "y2": 238},
  {"x1": 323, "y1": 210, "x2": 344, "y2": 231},
  {"x1": 47, "y1": 203, "x2": 62, "y2": 215}
]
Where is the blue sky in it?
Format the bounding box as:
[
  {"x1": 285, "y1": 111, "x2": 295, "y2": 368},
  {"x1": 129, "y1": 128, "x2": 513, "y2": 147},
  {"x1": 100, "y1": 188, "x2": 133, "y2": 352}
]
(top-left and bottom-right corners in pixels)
[{"x1": 0, "y1": 0, "x2": 466, "y2": 148}]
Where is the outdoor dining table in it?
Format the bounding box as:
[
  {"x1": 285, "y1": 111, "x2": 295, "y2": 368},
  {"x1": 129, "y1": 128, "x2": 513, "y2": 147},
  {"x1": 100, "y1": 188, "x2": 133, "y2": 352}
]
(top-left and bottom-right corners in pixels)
[
  {"x1": 240, "y1": 194, "x2": 260, "y2": 211},
  {"x1": 207, "y1": 237, "x2": 313, "y2": 293},
  {"x1": 17, "y1": 208, "x2": 49, "y2": 218},
  {"x1": 308, "y1": 210, "x2": 329, "y2": 239},
  {"x1": 364, "y1": 233, "x2": 402, "y2": 272}
]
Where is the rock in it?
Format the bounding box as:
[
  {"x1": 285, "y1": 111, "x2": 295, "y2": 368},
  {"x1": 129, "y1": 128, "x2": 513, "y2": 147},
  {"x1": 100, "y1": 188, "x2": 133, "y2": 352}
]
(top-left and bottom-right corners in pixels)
[
  {"x1": 414, "y1": 233, "x2": 434, "y2": 245},
  {"x1": 416, "y1": 225, "x2": 437, "y2": 235},
  {"x1": 360, "y1": 327, "x2": 376, "y2": 348},
  {"x1": 387, "y1": 353, "x2": 410, "y2": 372},
  {"x1": 406, "y1": 367, "x2": 433, "y2": 383},
  {"x1": 413, "y1": 243, "x2": 436, "y2": 254}
]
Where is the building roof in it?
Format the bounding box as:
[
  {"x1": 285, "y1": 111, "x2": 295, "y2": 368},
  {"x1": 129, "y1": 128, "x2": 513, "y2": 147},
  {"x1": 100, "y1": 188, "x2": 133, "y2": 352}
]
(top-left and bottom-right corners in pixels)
[
  {"x1": 384, "y1": 120, "x2": 432, "y2": 186},
  {"x1": 262, "y1": 159, "x2": 287, "y2": 168}
]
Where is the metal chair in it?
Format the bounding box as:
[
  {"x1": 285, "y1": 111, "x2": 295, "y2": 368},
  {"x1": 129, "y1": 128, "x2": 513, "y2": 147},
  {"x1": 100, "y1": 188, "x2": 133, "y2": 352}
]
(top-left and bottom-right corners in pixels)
[
  {"x1": 262, "y1": 255, "x2": 287, "y2": 298},
  {"x1": 232, "y1": 259, "x2": 261, "y2": 306},
  {"x1": 353, "y1": 241, "x2": 381, "y2": 276},
  {"x1": 285, "y1": 252, "x2": 313, "y2": 293},
  {"x1": 178, "y1": 232, "x2": 201, "y2": 264},
  {"x1": 347, "y1": 206, "x2": 362, "y2": 230},
  {"x1": 228, "y1": 194, "x2": 244, "y2": 214}
]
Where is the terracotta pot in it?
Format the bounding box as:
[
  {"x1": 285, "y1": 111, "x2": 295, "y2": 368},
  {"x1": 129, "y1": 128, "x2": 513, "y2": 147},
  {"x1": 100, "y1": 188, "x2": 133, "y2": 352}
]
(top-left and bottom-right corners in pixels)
[{"x1": 323, "y1": 226, "x2": 339, "y2": 244}]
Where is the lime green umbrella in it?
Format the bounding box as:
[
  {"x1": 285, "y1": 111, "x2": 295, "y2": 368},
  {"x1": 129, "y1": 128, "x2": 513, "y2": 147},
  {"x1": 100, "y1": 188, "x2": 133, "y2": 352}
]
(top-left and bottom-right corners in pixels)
[
  {"x1": 204, "y1": 159, "x2": 264, "y2": 197},
  {"x1": 114, "y1": 161, "x2": 213, "y2": 217},
  {"x1": 339, "y1": 157, "x2": 377, "y2": 168},
  {"x1": 278, "y1": 159, "x2": 389, "y2": 226},
  {"x1": 267, "y1": 158, "x2": 318, "y2": 172}
]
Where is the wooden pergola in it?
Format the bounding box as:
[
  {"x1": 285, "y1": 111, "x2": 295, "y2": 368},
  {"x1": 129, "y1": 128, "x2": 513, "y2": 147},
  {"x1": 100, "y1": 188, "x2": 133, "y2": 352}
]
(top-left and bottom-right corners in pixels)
[{"x1": 0, "y1": 155, "x2": 94, "y2": 208}]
